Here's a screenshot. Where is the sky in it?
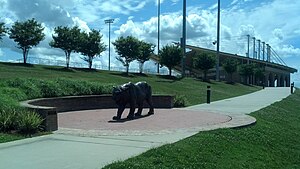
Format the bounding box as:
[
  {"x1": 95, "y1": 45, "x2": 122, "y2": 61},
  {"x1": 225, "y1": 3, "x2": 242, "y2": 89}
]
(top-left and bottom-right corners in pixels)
[{"x1": 0, "y1": 0, "x2": 299, "y2": 86}]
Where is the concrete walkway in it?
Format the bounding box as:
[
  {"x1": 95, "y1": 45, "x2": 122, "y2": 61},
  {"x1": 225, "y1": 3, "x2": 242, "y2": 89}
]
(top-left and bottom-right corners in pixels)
[{"x1": 0, "y1": 87, "x2": 291, "y2": 169}]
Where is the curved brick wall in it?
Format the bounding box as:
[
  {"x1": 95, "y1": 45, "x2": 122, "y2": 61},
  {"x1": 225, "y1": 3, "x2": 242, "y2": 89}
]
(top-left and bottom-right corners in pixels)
[{"x1": 20, "y1": 95, "x2": 174, "y2": 131}]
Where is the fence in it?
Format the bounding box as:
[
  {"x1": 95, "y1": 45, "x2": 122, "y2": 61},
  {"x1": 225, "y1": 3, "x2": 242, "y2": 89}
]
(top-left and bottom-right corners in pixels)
[{"x1": 15, "y1": 57, "x2": 172, "y2": 75}]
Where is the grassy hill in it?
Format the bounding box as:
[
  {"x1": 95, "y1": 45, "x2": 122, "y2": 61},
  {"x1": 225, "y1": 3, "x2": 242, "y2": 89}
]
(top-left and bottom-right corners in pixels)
[{"x1": 0, "y1": 62, "x2": 260, "y2": 106}]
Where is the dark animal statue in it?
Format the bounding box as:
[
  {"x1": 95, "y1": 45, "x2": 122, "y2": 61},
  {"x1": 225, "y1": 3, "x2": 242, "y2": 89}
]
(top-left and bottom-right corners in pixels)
[{"x1": 112, "y1": 82, "x2": 154, "y2": 120}]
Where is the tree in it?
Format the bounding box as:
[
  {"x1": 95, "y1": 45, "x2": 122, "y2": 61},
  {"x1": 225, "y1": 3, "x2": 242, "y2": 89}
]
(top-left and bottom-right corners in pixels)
[
  {"x1": 9, "y1": 18, "x2": 45, "y2": 64},
  {"x1": 254, "y1": 65, "x2": 265, "y2": 85},
  {"x1": 193, "y1": 52, "x2": 216, "y2": 81},
  {"x1": 0, "y1": 22, "x2": 7, "y2": 40},
  {"x1": 112, "y1": 36, "x2": 140, "y2": 75},
  {"x1": 78, "y1": 30, "x2": 106, "y2": 69},
  {"x1": 159, "y1": 44, "x2": 182, "y2": 76},
  {"x1": 238, "y1": 64, "x2": 255, "y2": 84},
  {"x1": 49, "y1": 26, "x2": 81, "y2": 68},
  {"x1": 223, "y1": 58, "x2": 238, "y2": 83},
  {"x1": 137, "y1": 41, "x2": 155, "y2": 74}
]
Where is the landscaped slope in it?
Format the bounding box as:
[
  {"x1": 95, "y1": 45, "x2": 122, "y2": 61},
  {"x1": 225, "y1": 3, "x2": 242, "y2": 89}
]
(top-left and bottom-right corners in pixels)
[{"x1": 0, "y1": 62, "x2": 260, "y2": 106}]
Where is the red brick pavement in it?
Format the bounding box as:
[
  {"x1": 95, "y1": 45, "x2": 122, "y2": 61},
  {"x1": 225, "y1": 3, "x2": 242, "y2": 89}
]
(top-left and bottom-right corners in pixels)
[{"x1": 58, "y1": 108, "x2": 231, "y2": 131}]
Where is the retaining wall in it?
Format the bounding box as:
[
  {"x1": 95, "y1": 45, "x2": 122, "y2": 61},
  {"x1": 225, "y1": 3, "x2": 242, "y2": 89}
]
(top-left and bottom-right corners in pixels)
[{"x1": 20, "y1": 95, "x2": 174, "y2": 131}]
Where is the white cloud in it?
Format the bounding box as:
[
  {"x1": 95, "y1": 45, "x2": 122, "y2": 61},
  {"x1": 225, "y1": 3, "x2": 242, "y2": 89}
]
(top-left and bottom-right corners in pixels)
[
  {"x1": 0, "y1": 0, "x2": 299, "y2": 72},
  {"x1": 272, "y1": 28, "x2": 284, "y2": 41}
]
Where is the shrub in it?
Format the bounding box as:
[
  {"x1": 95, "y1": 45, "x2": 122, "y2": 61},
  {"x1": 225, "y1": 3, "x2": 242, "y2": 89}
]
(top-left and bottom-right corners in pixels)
[
  {"x1": 5, "y1": 78, "x2": 42, "y2": 99},
  {"x1": 0, "y1": 93, "x2": 19, "y2": 110},
  {"x1": 17, "y1": 111, "x2": 43, "y2": 134},
  {"x1": 90, "y1": 82, "x2": 114, "y2": 95},
  {"x1": 174, "y1": 94, "x2": 188, "y2": 107},
  {"x1": 0, "y1": 109, "x2": 17, "y2": 132},
  {"x1": 54, "y1": 78, "x2": 91, "y2": 96},
  {"x1": 0, "y1": 87, "x2": 27, "y2": 101},
  {"x1": 37, "y1": 80, "x2": 62, "y2": 98}
]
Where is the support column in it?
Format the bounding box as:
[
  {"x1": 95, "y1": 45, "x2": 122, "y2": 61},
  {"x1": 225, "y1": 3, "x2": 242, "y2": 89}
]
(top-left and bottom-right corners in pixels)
[
  {"x1": 277, "y1": 75, "x2": 281, "y2": 87},
  {"x1": 269, "y1": 73, "x2": 275, "y2": 87},
  {"x1": 257, "y1": 39, "x2": 261, "y2": 60},
  {"x1": 286, "y1": 75, "x2": 291, "y2": 87},
  {"x1": 253, "y1": 37, "x2": 256, "y2": 59},
  {"x1": 262, "y1": 42, "x2": 265, "y2": 61},
  {"x1": 267, "y1": 44, "x2": 271, "y2": 62},
  {"x1": 247, "y1": 35, "x2": 250, "y2": 64}
]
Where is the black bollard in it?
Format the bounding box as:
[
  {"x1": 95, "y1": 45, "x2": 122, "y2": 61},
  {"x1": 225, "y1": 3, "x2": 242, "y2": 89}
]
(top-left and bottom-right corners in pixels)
[
  {"x1": 207, "y1": 86, "x2": 211, "y2": 104},
  {"x1": 291, "y1": 82, "x2": 294, "y2": 94}
]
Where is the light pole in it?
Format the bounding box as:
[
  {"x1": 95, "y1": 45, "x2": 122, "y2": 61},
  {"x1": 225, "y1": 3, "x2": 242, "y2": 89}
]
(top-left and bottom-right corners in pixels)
[
  {"x1": 157, "y1": 0, "x2": 160, "y2": 74},
  {"x1": 105, "y1": 19, "x2": 114, "y2": 71},
  {"x1": 182, "y1": 0, "x2": 186, "y2": 78},
  {"x1": 216, "y1": 0, "x2": 220, "y2": 81}
]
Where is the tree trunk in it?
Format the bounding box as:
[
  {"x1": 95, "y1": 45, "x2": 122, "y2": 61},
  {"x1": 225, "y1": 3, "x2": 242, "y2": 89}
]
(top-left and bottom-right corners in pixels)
[
  {"x1": 65, "y1": 51, "x2": 70, "y2": 68},
  {"x1": 89, "y1": 62, "x2": 92, "y2": 69},
  {"x1": 139, "y1": 62, "x2": 144, "y2": 74},
  {"x1": 22, "y1": 48, "x2": 28, "y2": 64},
  {"x1": 168, "y1": 67, "x2": 172, "y2": 76},
  {"x1": 126, "y1": 63, "x2": 129, "y2": 75},
  {"x1": 89, "y1": 56, "x2": 93, "y2": 69}
]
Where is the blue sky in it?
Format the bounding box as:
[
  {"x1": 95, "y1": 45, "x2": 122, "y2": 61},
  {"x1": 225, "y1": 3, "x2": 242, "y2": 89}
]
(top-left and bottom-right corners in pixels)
[{"x1": 0, "y1": 0, "x2": 299, "y2": 85}]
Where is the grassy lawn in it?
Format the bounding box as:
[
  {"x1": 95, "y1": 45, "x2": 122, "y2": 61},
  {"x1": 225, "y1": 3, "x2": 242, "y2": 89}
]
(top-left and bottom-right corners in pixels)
[
  {"x1": 0, "y1": 133, "x2": 26, "y2": 144},
  {"x1": 0, "y1": 62, "x2": 260, "y2": 106},
  {"x1": 104, "y1": 90, "x2": 300, "y2": 169}
]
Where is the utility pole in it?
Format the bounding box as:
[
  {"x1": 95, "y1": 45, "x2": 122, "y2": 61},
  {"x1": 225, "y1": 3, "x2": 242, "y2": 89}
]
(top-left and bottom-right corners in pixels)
[
  {"x1": 157, "y1": 0, "x2": 160, "y2": 74},
  {"x1": 182, "y1": 0, "x2": 186, "y2": 78},
  {"x1": 105, "y1": 19, "x2": 114, "y2": 71},
  {"x1": 216, "y1": 0, "x2": 221, "y2": 81}
]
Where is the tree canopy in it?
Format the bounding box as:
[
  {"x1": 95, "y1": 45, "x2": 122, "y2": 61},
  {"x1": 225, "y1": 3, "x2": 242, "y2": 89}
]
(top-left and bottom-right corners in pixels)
[
  {"x1": 9, "y1": 18, "x2": 45, "y2": 64},
  {"x1": 79, "y1": 29, "x2": 106, "y2": 69},
  {"x1": 0, "y1": 22, "x2": 6, "y2": 40},
  {"x1": 193, "y1": 52, "x2": 216, "y2": 81},
  {"x1": 112, "y1": 36, "x2": 140, "y2": 74},
  {"x1": 49, "y1": 26, "x2": 81, "y2": 68},
  {"x1": 223, "y1": 58, "x2": 238, "y2": 83},
  {"x1": 238, "y1": 64, "x2": 255, "y2": 84},
  {"x1": 137, "y1": 41, "x2": 155, "y2": 73},
  {"x1": 159, "y1": 44, "x2": 182, "y2": 76}
]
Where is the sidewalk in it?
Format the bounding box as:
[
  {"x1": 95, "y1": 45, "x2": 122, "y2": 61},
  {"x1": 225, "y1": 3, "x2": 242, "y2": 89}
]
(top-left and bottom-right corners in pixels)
[{"x1": 0, "y1": 87, "x2": 291, "y2": 169}]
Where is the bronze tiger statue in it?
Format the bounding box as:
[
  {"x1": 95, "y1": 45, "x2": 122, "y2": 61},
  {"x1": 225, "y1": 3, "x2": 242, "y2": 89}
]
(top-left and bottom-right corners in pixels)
[{"x1": 112, "y1": 82, "x2": 154, "y2": 120}]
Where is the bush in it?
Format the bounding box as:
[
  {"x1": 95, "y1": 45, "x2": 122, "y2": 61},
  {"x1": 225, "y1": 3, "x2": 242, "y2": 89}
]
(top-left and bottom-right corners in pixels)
[
  {"x1": 17, "y1": 111, "x2": 43, "y2": 135},
  {"x1": 0, "y1": 87, "x2": 27, "y2": 101},
  {"x1": 54, "y1": 78, "x2": 92, "y2": 96},
  {"x1": 37, "y1": 80, "x2": 62, "y2": 98},
  {"x1": 0, "y1": 109, "x2": 17, "y2": 132},
  {"x1": 174, "y1": 94, "x2": 188, "y2": 107},
  {"x1": 90, "y1": 82, "x2": 114, "y2": 95},
  {"x1": 5, "y1": 78, "x2": 42, "y2": 99},
  {"x1": 0, "y1": 93, "x2": 19, "y2": 110}
]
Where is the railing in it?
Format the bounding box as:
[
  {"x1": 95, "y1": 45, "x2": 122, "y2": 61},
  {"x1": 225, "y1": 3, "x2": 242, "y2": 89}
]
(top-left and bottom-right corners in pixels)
[{"x1": 15, "y1": 57, "x2": 171, "y2": 75}]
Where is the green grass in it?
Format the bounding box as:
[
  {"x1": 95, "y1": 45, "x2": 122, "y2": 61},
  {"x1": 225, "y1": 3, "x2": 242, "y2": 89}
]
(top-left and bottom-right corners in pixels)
[
  {"x1": 0, "y1": 133, "x2": 26, "y2": 143},
  {"x1": 103, "y1": 90, "x2": 300, "y2": 169},
  {"x1": 0, "y1": 62, "x2": 260, "y2": 106}
]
